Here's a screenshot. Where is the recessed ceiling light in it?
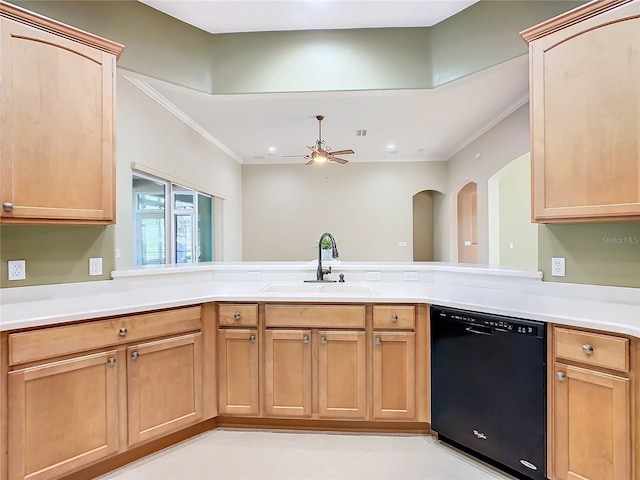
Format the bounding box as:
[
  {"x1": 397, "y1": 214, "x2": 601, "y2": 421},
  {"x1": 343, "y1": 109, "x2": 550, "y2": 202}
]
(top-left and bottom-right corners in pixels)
[
  {"x1": 387, "y1": 144, "x2": 397, "y2": 154},
  {"x1": 268, "y1": 146, "x2": 277, "y2": 155}
]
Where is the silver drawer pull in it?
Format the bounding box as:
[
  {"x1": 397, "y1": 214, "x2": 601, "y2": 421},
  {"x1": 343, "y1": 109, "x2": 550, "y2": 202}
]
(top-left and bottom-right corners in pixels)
[
  {"x1": 131, "y1": 351, "x2": 139, "y2": 360},
  {"x1": 391, "y1": 314, "x2": 398, "y2": 322},
  {"x1": 375, "y1": 337, "x2": 382, "y2": 345},
  {"x1": 249, "y1": 335, "x2": 256, "y2": 343},
  {"x1": 556, "y1": 371, "x2": 566, "y2": 382},
  {"x1": 320, "y1": 336, "x2": 327, "y2": 344},
  {"x1": 106, "y1": 357, "x2": 116, "y2": 366},
  {"x1": 233, "y1": 312, "x2": 241, "y2": 320},
  {"x1": 2, "y1": 202, "x2": 13, "y2": 212},
  {"x1": 118, "y1": 327, "x2": 128, "y2": 336},
  {"x1": 582, "y1": 344, "x2": 594, "y2": 355},
  {"x1": 302, "y1": 335, "x2": 310, "y2": 344}
]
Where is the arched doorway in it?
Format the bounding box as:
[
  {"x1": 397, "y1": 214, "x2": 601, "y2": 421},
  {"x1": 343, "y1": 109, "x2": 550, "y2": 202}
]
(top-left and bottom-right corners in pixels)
[
  {"x1": 412, "y1": 190, "x2": 446, "y2": 261},
  {"x1": 457, "y1": 182, "x2": 478, "y2": 264}
]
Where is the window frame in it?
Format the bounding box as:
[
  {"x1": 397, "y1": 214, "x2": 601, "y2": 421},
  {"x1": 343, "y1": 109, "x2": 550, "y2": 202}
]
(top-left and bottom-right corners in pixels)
[{"x1": 132, "y1": 171, "x2": 215, "y2": 266}]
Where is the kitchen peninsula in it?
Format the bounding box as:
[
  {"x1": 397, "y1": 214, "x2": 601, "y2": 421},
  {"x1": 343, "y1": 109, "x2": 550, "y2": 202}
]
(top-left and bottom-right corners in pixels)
[{"x1": 0, "y1": 262, "x2": 638, "y2": 480}]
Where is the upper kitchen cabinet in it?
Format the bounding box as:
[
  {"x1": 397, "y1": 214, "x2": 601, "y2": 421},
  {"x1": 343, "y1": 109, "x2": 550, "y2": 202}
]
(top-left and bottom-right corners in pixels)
[
  {"x1": 521, "y1": 0, "x2": 640, "y2": 223},
  {"x1": 0, "y1": 2, "x2": 123, "y2": 224}
]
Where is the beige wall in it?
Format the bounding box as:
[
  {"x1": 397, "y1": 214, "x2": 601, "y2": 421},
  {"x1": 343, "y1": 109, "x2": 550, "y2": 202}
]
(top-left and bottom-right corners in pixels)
[
  {"x1": 444, "y1": 103, "x2": 531, "y2": 263},
  {"x1": 242, "y1": 162, "x2": 447, "y2": 261},
  {"x1": 115, "y1": 71, "x2": 243, "y2": 268},
  {"x1": 488, "y1": 153, "x2": 538, "y2": 270}
]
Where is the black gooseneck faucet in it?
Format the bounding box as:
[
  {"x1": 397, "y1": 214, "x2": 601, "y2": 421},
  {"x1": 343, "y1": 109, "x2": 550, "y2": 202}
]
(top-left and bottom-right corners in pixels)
[{"x1": 315, "y1": 232, "x2": 339, "y2": 282}]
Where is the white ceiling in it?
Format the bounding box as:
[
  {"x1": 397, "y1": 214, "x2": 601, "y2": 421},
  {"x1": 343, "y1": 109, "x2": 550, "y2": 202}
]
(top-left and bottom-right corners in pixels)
[
  {"x1": 131, "y1": 0, "x2": 528, "y2": 165},
  {"x1": 139, "y1": 0, "x2": 480, "y2": 34}
]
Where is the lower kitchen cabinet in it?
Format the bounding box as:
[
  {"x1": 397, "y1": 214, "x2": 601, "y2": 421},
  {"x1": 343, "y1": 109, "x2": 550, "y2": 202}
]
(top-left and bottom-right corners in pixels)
[
  {"x1": 217, "y1": 328, "x2": 259, "y2": 416},
  {"x1": 8, "y1": 350, "x2": 119, "y2": 480},
  {"x1": 127, "y1": 333, "x2": 203, "y2": 446},
  {"x1": 318, "y1": 330, "x2": 367, "y2": 419},
  {"x1": 264, "y1": 329, "x2": 312, "y2": 417},
  {"x1": 553, "y1": 363, "x2": 631, "y2": 480},
  {"x1": 372, "y1": 331, "x2": 416, "y2": 420}
]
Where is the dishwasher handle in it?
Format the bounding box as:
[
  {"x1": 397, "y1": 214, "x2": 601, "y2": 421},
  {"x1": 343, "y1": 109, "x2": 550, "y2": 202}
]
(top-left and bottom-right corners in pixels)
[{"x1": 465, "y1": 325, "x2": 495, "y2": 336}]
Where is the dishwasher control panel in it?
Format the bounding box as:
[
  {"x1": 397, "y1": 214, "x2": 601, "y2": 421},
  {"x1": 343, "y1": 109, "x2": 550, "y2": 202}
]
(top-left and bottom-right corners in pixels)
[{"x1": 432, "y1": 306, "x2": 545, "y2": 337}]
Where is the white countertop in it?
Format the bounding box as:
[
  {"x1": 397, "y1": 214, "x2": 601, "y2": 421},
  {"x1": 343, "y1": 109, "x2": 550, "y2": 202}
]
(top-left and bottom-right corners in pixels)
[{"x1": 1, "y1": 262, "x2": 639, "y2": 336}]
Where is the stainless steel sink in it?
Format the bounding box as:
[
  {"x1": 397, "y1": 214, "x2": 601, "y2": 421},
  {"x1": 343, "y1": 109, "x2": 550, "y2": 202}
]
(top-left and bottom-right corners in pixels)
[{"x1": 259, "y1": 283, "x2": 375, "y2": 295}]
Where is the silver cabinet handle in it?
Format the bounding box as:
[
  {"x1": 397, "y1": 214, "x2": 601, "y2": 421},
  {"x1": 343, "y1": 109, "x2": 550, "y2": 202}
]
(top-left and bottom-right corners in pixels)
[
  {"x1": 303, "y1": 335, "x2": 310, "y2": 344},
  {"x1": 582, "y1": 344, "x2": 594, "y2": 355},
  {"x1": 556, "y1": 371, "x2": 566, "y2": 382},
  {"x1": 249, "y1": 335, "x2": 256, "y2": 343},
  {"x1": 2, "y1": 202, "x2": 13, "y2": 212},
  {"x1": 119, "y1": 327, "x2": 128, "y2": 337},
  {"x1": 233, "y1": 312, "x2": 241, "y2": 320},
  {"x1": 375, "y1": 337, "x2": 382, "y2": 345},
  {"x1": 131, "y1": 351, "x2": 139, "y2": 360},
  {"x1": 320, "y1": 336, "x2": 327, "y2": 344},
  {"x1": 391, "y1": 314, "x2": 398, "y2": 322},
  {"x1": 106, "y1": 357, "x2": 116, "y2": 366}
]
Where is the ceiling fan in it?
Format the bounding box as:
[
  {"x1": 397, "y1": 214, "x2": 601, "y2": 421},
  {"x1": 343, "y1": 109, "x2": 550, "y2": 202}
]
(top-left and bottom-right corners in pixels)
[{"x1": 286, "y1": 115, "x2": 354, "y2": 165}]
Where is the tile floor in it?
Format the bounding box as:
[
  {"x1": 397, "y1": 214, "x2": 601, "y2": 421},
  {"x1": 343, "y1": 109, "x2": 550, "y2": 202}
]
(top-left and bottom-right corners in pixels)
[{"x1": 99, "y1": 429, "x2": 516, "y2": 479}]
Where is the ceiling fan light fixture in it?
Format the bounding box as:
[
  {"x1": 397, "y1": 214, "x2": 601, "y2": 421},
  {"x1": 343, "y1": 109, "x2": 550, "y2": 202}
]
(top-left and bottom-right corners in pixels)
[{"x1": 313, "y1": 151, "x2": 328, "y2": 163}]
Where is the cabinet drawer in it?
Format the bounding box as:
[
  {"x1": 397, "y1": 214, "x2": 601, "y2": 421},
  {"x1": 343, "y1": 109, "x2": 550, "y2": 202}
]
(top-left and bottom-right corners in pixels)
[
  {"x1": 9, "y1": 306, "x2": 202, "y2": 365},
  {"x1": 554, "y1": 327, "x2": 629, "y2": 372},
  {"x1": 265, "y1": 305, "x2": 365, "y2": 329},
  {"x1": 219, "y1": 304, "x2": 258, "y2": 327},
  {"x1": 373, "y1": 306, "x2": 415, "y2": 330}
]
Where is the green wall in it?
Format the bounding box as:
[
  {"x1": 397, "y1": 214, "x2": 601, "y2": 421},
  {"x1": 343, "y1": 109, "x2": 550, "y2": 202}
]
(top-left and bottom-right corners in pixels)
[
  {"x1": 13, "y1": 0, "x2": 583, "y2": 93},
  {"x1": 0, "y1": 226, "x2": 115, "y2": 288},
  {"x1": 538, "y1": 223, "x2": 640, "y2": 288},
  {"x1": 430, "y1": 1, "x2": 583, "y2": 86}
]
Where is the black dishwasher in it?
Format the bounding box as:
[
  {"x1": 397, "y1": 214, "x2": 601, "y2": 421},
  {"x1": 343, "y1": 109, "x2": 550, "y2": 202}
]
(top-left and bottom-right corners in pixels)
[{"x1": 430, "y1": 305, "x2": 546, "y2": 480}]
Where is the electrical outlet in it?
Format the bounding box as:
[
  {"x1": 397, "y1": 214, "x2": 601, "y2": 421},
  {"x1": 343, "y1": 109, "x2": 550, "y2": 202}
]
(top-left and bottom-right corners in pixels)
[
  {"x1": 551, "y1": 257, "x2": 565, "y2": 277},
  {"x1": 404, "y1": 271, "x2": 419, "y2": 281},
  {"x1": 7, "y1": 260, "x2": 26, "y2": 281},
  {"x1": 246, "y1": 271, "x2": 261, "y2": 280},
  {"x1": 89, "y1": 257, "x2": 103, "y2": 276},
  {"x1": 366, "y1": 271, "x2": 381, "y2": 281}
]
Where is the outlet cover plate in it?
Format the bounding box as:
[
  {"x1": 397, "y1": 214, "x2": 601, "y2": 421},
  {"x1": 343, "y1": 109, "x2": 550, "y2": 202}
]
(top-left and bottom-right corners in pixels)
[
  {"x1": 551, "y1": 257, "x2": 565, "y2": 277},
  {"x1": 89, "y1": 257, "x2": 103, "y2": 276},
  {"x1": 8, "y1": 260, "x2": 26, "y2": 281}
]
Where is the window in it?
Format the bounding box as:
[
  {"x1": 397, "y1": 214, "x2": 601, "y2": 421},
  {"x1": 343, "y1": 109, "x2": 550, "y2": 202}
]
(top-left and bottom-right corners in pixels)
[{"x1": 133, "y1": 173, "x2": 215, "y2": 265}]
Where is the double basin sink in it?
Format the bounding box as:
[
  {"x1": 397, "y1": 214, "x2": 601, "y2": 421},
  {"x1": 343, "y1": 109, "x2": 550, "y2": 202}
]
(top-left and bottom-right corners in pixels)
[{"x1": 259, "y1": 283, "x2": 376, "y2": 295}]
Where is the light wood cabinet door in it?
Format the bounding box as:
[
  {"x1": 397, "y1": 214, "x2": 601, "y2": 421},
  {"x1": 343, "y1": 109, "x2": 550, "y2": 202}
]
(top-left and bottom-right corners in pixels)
[
  {"x1": 218, "y1": 328, "x2": 259, "y2": 416},
  {"x1": 264, "y1": 329, "x2": 312, "y2": 417},
  {"x1": 127, "y1": 333, "x2": 203, "y2": 446},
  {"x1": 0, "y1": 13, "x2": 120, "y2": 224},
  {"x1": 8, "y1": 351, "x2": 119, "y2": 480},
  {"x1": 554, "y1": 363, "x2": 631, "y2": 480},
  {"x1": 524, "y1": 1, "x2": 640, "y2": 223},
  {"x1": 372, "y1": 332, "x2": 416, "y2": 420},
  {"x1": 318, "y1": 330, "x2": 367, "y2": 420}
]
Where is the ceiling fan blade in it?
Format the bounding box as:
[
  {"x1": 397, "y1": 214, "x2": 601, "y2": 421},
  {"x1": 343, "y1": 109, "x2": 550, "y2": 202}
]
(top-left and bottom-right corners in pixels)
[
  {"x1": 307, "y1": 145, "x2": 318, "y2": 152},
  {"x1": 305, "y1": 159, "x2": 314, "y2": 165},
  {"x1": 283, "y1": 154, "x2": 307, "y2": 157},
  {"x1": 328, "y1": 149, "x2": 354, "y2": 156},
  {"x1": 329, "y1": 156, "x2": 348, "y2": 164}
]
